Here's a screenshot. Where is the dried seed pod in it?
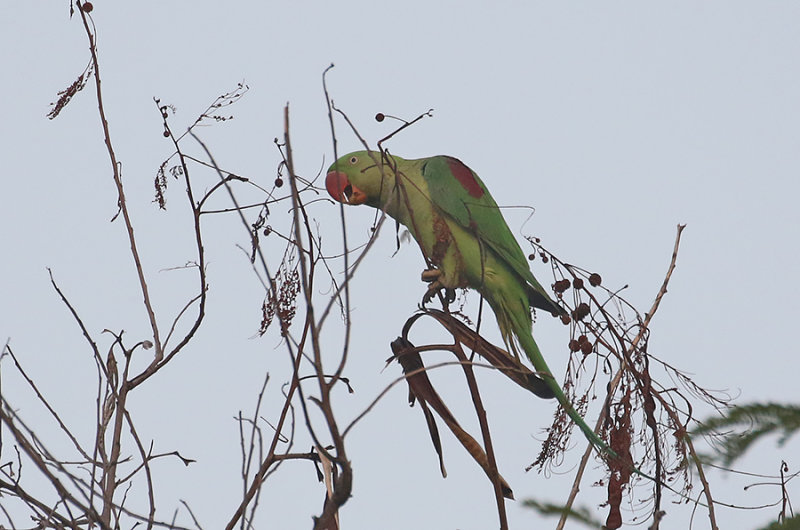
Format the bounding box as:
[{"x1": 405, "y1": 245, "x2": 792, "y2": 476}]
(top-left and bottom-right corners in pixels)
[
  {"x1": 553, "y1": 279, "x2": 571, "y2": 293},
  {"x1": 572, "y1": 278, "x2": 584, "y2": 289},
  {"x1": 589, "y1": 273, "x2": 602, "y2": 287},
  {"x1": 560, "y1": 314, "x2": 571, "y2": 325},
  {"x1": 569, "y1": 339, "x2": 581, "y2": 352},
  {"x1": 572, "y1": 302, "x2": 590, "y2": 321}
]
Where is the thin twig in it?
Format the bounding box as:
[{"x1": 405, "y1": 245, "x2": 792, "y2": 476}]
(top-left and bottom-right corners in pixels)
[
  {"x1": 451, "y1": 341, "x2": 508, "y2": 529},
  {"x1": 75, "y1": 0, "x2": 163, "y2": 362}
]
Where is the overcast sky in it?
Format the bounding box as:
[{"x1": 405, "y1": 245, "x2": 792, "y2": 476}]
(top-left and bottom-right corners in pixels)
[{"x1": 2, "y1": 2, "x2": 799, "y2": 529}]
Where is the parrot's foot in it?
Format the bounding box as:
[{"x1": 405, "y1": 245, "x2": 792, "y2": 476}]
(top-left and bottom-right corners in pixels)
[
  {"x1": 421, "y1": 280, "x2": 456, "y2": 308},
  {"x1": 421, "y1": 268, "x2": 455, "y2": 308},
  {"x1": 421, "y1": 281, "x2": 441, "y2": 305}
]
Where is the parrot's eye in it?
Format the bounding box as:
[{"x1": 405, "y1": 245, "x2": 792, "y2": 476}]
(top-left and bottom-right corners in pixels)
[{"x1": 349, "y1": 156, "x2": 358, "y2": 164}]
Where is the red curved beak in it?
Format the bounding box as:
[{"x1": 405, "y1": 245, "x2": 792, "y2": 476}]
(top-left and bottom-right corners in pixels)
[{"x1": 325, "y1": 171, "x2": 367, "y2": 205}]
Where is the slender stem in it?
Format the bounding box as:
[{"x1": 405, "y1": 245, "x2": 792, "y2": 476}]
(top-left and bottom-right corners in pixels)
[
  {"x1": 452, "y1": 342, "x2": 508, "y2": 529},
  {"x1": 76, "y1": 1, "x2": 162, "y2": 361}
]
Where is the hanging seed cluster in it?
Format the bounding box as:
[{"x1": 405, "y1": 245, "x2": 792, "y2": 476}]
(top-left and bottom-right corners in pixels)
[
  {"x1": 259, "y1": 266, "x2": 300, "y2": 337},
  {"x1": 568, "y1": 334, "x2": 594, "y2": 356},
  {"x1": 47, "y1": 64, "x2": 94, "y2": 120},
  {"x1": 526, "y1": 237, "x2": 551, "y2": 264},
  {"x1": 551, "y1": 268, "x2": 604, "y2": 355}
]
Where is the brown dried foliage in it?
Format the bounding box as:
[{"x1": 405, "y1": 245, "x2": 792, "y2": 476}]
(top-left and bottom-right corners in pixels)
[
  {"x1": 605, "y1": 390, "x2": 634, "y2": 529},
  {"x1": 259, "y1": 264, "x2": 300, "y2": 337},
  {"x1": 47, "y1": 63, "x2": 93, "y2": 120}
]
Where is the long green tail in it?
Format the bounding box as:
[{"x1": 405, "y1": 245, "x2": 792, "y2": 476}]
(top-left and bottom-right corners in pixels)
[
  {"x1": 507, "y1": 310, "x2": 671, "y2": 488},
  {"x1": 513, "y1": 321, "x2": 616, "y2": 458},
  {"x1": 513, "y1": 319, "x2": 676, "y2": 491}
]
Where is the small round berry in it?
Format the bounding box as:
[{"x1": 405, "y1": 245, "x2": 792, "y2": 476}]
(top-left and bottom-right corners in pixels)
[
  {"x1": 572, "y1": 278, "x2": 584, "y2": 289},
  {"x1": 528, "y1": 253, "x2": 535, "y2": 261},
  {"x1": 274, "y1": 178, "x2": 284, "y2": 188},
  {"x1": 572, "y1": 302, "x2": 590, "y2": 321},
  {"x1": 375, "y1": 113, "x2": 385, "y2": 122},
  {"x1": 589, "y1": 273, "x2": 602, "y2": 287},
  {"x1": 560, "y1": 314, "x2": 571, "y2": 325},
  {"x1": 82, "y1": 2, "x2": 94, "y2": 12},
  {"x1": 580, "y1": 341, "x2": 593, "y2": 355},
  {"x1": 553, "y1": 279, "x2": 570, "y2": 293},
  {"x1": 568, "y1": 339, "x2": 580, "y2": 352},
  {"x1": 162, "y1": 130, "x2": 170, "y2": 137}
]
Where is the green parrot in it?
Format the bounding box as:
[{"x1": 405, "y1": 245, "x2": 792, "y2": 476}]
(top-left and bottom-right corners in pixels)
[{"x1": 326, "y1": 150, "x2": 609, "y2": 455}]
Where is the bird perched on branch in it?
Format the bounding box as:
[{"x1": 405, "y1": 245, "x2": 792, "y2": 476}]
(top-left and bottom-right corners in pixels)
[{"x1": 326, "y1": 150, "x2": 610, "y2": 456}]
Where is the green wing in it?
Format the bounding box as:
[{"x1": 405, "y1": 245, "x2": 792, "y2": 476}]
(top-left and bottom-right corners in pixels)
[{"x1": 420, "y1": 156, "x2": 560, "y2": 314}]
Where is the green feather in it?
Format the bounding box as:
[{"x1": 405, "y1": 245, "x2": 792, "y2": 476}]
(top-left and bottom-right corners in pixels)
[{"x1": 420, "y1": 156, "x2": 561, "y2": 316}]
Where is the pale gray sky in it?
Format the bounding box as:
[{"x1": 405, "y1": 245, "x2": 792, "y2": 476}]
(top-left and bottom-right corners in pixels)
[{"x1": 2, "y1": 2, "x2": 799, "y2": 529}]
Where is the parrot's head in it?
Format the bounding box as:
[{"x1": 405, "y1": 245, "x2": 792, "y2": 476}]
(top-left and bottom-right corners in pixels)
[{"x1": 325, "y1": 151, "x2": 386, "y2": 207}]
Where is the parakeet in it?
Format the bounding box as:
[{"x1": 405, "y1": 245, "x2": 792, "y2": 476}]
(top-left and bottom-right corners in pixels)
[{"x1": 326, "y1": 150, "x2": 609, "y2": 455}]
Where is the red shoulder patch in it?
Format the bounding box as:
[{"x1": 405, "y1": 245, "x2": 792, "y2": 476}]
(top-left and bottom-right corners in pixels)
[{"x1": 446, "y1": 157, "x2": 484, "y2": 198}]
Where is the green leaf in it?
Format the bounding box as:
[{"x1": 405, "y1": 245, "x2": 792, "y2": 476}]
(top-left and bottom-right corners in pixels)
[
  {"x1": 522, "y1": 499, "x2": 602, "y2": 528},
  {"x1": 694, "y1": 403, "x2": 800, "y2": 466},
  {"x1": 757, "y1": 514, "x2": 800, "y2": 530}
]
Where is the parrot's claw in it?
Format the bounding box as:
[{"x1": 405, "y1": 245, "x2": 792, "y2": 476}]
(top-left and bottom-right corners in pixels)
[
  {"x1": 421, "y1": 281, "x2": 456, "y2": 308},
  {"x1": 444, "y1": 288, "x2": 456, "y2": 305},
  {"x1": 422, "y1": 280, "x2": 442, "y2": 306}
]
